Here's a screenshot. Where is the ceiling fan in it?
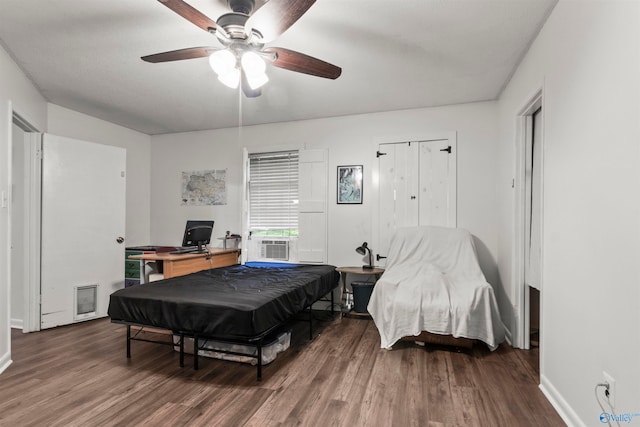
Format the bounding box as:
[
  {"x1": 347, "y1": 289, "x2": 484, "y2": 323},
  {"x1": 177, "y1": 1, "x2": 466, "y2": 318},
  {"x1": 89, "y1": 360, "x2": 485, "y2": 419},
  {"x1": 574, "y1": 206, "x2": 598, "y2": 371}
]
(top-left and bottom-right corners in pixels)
[{"x1": 142, "y1": 0, "x2": 342, "y2": 97}]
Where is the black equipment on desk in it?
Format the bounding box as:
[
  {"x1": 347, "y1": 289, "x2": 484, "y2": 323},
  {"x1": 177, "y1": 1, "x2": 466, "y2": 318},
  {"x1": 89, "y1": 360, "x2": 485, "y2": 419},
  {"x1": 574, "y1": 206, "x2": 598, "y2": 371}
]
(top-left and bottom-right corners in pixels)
[{"x1": 181, "y1": 220, "x2": 214, "y2": 253}]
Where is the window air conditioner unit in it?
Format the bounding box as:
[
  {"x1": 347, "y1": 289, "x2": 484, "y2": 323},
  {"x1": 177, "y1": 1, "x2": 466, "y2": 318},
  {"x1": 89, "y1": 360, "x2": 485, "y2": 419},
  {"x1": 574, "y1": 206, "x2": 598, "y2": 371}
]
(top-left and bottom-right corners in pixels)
[{"x1": 261, "y1": 240, "x2": 289, "y2": 261}]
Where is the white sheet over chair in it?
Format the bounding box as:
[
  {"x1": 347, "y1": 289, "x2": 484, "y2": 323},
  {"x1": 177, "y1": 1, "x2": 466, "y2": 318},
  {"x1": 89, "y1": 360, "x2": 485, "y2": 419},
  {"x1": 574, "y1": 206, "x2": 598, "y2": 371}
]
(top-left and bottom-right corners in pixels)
[{"x1": 368, "y1": 226, "x2": 505, "y2": 350}]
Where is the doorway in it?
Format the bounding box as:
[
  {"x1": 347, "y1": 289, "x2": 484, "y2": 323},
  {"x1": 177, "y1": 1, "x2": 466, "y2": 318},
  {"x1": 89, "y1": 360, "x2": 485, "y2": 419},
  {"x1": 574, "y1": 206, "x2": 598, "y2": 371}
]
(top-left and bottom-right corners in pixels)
[
  {"x1": 525, "y1": 106, "x2": 542, "y2": 354},
  {"x1": 10, "y1": 113, "x2": 39, "y2": 333},
  {"x1": 515, "y1": 92, "x2": 543, "y2": 368},
  {"x1": 10, "y1": 120, "x2": 127, "y2": 332}
]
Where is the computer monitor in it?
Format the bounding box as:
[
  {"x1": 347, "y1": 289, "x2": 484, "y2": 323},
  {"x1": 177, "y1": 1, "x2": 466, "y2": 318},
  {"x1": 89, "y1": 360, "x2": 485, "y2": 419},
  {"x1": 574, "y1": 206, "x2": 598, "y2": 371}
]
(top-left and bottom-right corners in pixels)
[{"x1": 182, "y1": 220, "x2": 214, "y2": 252}]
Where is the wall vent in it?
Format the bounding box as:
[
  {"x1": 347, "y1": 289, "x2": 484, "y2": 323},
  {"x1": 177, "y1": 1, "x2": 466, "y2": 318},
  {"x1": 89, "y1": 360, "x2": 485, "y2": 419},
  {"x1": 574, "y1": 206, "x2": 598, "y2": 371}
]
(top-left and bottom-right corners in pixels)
[
  {"x1": 74, "y1": 284, "x2": 98, "y2": 321},
  {"x1": 261, "y1": 240, "x2": 289, "y2": 261}
]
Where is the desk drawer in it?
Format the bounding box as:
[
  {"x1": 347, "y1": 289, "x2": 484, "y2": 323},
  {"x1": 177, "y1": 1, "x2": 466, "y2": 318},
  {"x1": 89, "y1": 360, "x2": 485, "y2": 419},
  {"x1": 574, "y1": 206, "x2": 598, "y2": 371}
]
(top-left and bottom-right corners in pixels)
[{"x1": 124, "y1": 250, "x2": 144, "y2": 286}]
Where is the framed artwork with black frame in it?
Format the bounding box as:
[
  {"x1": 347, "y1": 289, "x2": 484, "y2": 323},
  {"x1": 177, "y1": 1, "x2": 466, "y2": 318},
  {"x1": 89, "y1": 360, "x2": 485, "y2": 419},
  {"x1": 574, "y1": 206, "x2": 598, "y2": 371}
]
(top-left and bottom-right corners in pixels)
[{"x1": 337, "y1": 165, "x2": 363, "y2": 204}]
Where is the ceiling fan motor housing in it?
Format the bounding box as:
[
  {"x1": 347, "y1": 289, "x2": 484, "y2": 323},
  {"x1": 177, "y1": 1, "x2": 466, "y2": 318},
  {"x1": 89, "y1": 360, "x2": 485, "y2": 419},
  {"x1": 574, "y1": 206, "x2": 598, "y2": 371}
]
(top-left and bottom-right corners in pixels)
[
  {"x1": 216, "y1": 11, "x2": 263, "y2": 45},
  {"x1": 228, "y1": 0, "x2": 255, "y2": 15}
]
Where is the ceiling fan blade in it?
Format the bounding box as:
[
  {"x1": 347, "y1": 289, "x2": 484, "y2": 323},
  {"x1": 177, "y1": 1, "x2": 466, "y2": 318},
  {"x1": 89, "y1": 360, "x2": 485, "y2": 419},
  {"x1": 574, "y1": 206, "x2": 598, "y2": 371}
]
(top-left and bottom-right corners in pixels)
[
  {"x1": 241, "y1": 71, "x2": 262, "y2": 98},
  {"x1": 157, "y1": 0, "x2": 218, "y2": 33},
  {"x1": 246, "y1": 0, "x2": 316, "y2": 43},
  {"x1": 264, "y1": 47, "x2": 341, "y2": 79},
  {"x1": 142, "y1": 47, "x2": 219, "y2": 63}
]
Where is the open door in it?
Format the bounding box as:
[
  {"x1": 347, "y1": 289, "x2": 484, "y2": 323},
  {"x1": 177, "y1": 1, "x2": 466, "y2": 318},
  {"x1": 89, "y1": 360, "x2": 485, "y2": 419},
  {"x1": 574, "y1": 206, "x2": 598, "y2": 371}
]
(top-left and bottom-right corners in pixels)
[
  {"x1": 514, "y1": 91, "x2": 543, "y2": 350},
  {"x1": 523, "y1": 106, "x2": 543, "y2": 351},
  {"x1": 40, "y1": 134, "x2": 126, "y2": 329}
]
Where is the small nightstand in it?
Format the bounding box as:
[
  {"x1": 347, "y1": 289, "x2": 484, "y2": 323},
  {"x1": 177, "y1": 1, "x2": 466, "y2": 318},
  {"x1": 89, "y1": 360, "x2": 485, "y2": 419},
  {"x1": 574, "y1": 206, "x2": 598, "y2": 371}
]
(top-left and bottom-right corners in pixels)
[{"x1": 336, "y1": 266, "x2": 385, "y2": 317}]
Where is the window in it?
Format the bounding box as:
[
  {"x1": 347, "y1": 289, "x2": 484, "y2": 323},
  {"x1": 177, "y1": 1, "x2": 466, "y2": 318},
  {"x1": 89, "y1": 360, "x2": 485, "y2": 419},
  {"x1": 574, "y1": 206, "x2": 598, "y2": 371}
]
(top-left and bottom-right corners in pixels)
[{"x1": 248, "y1": 150, "x2": 299, "y2": 237}]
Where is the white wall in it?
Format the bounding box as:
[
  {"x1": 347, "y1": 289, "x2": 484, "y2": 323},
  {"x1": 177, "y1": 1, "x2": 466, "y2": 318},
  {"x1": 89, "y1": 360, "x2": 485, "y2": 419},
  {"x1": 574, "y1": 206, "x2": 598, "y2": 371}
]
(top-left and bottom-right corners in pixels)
[
  {"x1": 0, "y1": 43, "x2": 48, "y2": 373},
  {"x1": 496, "y1": 1, "x2": 639, "y2": 424},
  {"x1": 150, "y1": 101, "x2": 501, "y2": 283},
  {"x1": 150, "y1": 128, "x2": 244, "y2": 247},
  {"x1": 47, "y1": 104, "x2": 152, "y2": 246}
]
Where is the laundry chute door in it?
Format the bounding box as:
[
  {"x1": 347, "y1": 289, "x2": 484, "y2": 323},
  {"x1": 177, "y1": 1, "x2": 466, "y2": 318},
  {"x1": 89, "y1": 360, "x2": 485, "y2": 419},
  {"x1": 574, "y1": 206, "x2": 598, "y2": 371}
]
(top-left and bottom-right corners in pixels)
[{"x1": 40, "y1": 134, "x2": 126, "y2": 329}]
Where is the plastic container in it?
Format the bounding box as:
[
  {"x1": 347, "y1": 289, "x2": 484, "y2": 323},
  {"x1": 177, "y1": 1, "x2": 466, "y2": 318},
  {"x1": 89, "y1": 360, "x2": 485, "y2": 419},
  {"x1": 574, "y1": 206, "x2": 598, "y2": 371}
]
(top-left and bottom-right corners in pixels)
[
  {"x1": 351, "y1": 281, "x2": 375, "y2": 313},
  {"x1": 173, "y1": 329, "x2": 291, "y2": 365}
]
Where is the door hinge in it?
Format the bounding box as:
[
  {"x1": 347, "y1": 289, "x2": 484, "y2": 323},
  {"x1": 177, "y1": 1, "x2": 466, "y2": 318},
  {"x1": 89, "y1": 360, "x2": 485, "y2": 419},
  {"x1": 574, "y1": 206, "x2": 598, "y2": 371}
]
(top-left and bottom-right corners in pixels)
[
  {"x1": 376, "y1": 151, "x2": 387, "y2": 158},
  {"x1": 440, "y1": 146, "x2": 452, "y2": 154}
]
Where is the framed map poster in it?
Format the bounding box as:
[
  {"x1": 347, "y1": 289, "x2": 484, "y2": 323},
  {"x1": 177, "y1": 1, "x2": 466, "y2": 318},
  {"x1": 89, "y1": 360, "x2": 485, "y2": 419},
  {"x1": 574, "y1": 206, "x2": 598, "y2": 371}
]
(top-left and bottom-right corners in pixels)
[
  {"x1": 337, "y1": 165, "x2": 363, "y2": 204},
  {"x1": 181, "y1": 169, "x2": 227, "y2": 205}
]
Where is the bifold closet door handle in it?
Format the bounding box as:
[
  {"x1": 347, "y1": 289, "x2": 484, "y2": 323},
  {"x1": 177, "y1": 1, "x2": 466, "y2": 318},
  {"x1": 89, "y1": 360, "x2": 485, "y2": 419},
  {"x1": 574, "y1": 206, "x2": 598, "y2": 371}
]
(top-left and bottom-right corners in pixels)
[{"x1": 116, "y1": 237, "x2": 125, "y2": 244}]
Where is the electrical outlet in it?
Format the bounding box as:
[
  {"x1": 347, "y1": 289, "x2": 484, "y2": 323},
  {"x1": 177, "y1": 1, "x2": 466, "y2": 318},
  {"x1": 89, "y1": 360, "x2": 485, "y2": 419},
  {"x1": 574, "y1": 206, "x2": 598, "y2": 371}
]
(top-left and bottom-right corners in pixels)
[{"x1": 603, "y1": 371, "x2": 616, "y2": 408}]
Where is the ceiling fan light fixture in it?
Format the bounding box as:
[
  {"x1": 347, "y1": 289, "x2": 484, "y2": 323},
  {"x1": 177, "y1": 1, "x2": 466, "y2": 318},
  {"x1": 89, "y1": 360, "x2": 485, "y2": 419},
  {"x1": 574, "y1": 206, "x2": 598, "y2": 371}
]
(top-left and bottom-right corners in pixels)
[
  {"x1": 218, "y1": 68, "x2": 241, "y2": 89},
  {"x1": 209, "y1": 49, "x2": 237, "y2": 76},
  {"x1": 241, "y1": 50, "x2": 268, "y2": 89},
  {"x1": 246, "y1": 72, "x2": 269, "y2": 90},
  {"x1": 241, "y1": 51, "x2": 266, "y2": 75}
]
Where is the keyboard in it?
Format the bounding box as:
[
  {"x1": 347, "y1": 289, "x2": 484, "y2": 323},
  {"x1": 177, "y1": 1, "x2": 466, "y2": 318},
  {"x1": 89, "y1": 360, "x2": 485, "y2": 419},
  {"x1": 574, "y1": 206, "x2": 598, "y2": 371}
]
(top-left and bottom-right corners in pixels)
[{"x1": 169, "y1": 247, "x2": 199, "y2": 255}]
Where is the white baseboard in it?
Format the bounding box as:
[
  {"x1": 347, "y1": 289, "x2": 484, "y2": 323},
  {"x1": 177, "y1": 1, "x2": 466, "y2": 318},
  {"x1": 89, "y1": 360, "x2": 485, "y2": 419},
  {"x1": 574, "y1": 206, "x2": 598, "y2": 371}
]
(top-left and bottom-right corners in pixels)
[
  {"x1": 540, "y1": 374, "x2": 585, "y2": 427},
  {"x1": 10, "y1": 318, "x2": 23, "y2": 330},
  {"x1": 0, "y1": 351, "x2": 12, "y2": 375}
]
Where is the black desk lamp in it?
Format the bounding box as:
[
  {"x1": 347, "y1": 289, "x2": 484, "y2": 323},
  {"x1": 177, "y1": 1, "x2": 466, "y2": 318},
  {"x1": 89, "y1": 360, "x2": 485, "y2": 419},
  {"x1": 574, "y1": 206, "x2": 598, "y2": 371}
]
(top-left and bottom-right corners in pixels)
[{"x1": 355, "y1": 242, "x2": 373, "y2": 269}]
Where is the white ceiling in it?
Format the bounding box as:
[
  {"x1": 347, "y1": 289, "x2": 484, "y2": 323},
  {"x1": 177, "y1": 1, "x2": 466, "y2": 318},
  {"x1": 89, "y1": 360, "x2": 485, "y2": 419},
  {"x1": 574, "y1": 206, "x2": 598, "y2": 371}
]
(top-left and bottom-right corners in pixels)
[{"x1": 0, "y1": 0, "x2": 557, "y2": 135}]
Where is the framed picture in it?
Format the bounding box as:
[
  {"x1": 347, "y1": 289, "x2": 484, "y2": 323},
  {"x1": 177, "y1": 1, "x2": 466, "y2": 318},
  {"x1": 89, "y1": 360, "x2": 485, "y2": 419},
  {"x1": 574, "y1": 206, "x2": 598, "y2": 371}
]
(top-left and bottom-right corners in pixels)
[{"x1": 337, "y1": 165, "x2": 363, "y2": 204}]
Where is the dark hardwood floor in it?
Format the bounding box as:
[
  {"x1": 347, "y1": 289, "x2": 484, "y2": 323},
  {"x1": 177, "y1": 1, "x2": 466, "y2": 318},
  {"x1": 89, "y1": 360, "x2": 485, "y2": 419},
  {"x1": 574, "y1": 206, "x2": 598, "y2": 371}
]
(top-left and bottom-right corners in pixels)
[{"x1": 1, "y1": 315, "x2": 563, "y2": 426}]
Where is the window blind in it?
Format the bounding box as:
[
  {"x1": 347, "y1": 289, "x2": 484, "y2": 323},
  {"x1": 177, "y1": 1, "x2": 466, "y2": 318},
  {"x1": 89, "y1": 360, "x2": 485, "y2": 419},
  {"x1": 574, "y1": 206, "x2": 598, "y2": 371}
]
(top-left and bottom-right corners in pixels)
[{"x1": 248, "y1": 150, "x2": 299, "y2": 235}]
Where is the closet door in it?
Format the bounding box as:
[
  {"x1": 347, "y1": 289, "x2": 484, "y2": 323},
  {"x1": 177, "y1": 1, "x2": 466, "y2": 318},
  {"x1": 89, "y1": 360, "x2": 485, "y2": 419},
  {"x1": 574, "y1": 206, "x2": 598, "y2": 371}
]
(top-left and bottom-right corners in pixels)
[{"x1": 377, "y1": 138, "x2": 456, "y2": 264}]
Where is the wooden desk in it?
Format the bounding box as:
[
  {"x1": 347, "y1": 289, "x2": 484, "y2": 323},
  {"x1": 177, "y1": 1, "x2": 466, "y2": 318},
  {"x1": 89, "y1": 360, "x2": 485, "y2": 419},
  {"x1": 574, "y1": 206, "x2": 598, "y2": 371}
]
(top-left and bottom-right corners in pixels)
[{"x1": 129, "y1": 248, "x2": 240, "y2": 282}]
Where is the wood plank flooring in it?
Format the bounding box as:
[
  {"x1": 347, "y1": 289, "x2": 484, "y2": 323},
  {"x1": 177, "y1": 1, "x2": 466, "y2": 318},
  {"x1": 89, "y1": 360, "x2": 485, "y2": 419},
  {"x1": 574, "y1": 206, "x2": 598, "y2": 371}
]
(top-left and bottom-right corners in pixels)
[{"x1": 1, "y1": 315, "x2": 564, "y2": 426}]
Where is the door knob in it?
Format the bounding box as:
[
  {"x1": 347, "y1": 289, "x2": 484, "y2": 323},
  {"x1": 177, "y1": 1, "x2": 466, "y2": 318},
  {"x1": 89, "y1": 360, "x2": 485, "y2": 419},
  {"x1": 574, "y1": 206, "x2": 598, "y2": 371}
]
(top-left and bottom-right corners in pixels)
[{"x1": 116, "y1": 237, "x2": 125, "y2": 244}]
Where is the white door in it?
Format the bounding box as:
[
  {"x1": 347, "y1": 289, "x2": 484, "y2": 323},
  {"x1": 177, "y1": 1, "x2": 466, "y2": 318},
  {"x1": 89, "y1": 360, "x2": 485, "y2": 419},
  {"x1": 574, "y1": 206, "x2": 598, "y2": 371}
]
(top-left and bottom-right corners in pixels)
[
  {"x1": 40, "y1": 134, "x2": 126, "y2": 329},
  {"x1": 377, "y1": 139, "x2": 456, "y2": 265}
]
